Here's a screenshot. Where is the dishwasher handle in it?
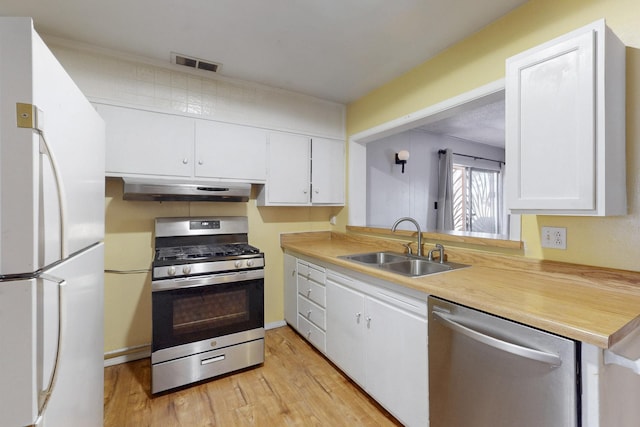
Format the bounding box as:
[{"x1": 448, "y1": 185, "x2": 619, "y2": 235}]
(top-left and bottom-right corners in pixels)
[{"x1": 432, "y1": 311, "x2": 562, "y2": 367}]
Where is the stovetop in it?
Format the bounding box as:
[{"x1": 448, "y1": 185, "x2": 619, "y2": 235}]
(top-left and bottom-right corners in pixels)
[
  {"x1": 152, "y1": 216, "x2": 265, "y2": 280},
  {"x1": 155, "y1": 243, "x2": 261, "y2": 262}
]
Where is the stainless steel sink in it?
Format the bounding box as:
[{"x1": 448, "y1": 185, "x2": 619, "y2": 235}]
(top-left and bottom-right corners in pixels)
[
  {"x1": 338, "y1": 251, "x2": 469, "y2": 277},
  {"x1": 340, "y1": 251, "x2": 407, "y2": 265}
]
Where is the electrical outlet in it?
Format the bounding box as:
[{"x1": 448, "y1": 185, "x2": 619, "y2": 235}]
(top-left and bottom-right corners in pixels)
[{"x1": 541, "y1": 226, "x2": 567, "y2": 249}]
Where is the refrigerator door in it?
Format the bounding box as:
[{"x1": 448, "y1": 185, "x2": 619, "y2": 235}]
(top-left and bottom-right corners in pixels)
[
  {"x1": 0, "y1": 17, "x2": 105, "y2": 276},
  {"x1": 0, "y1": 243, "x2": 104, "y2": 426}
]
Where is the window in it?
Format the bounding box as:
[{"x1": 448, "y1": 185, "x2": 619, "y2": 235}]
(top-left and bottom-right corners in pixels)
[{"x1": 452, "y1": 164, "x2": 502, "y2": 234}]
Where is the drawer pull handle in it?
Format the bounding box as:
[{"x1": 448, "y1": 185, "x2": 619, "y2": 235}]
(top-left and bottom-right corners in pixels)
[
  {"x1": 307, "y1": 331, "x2": 312, "y2": 338},
  {"x1": 355, "y1": 312, "x2": 361, "y2": 322},
  {"x1": 307, "y1": 289, "x2": 312, "y2": 297},
  {"x1": 307, "y1": 310, "x2": 312, "y2": 318},
  {"x1": 201, "y1": 355, "x2": 225, "y2": 365}
]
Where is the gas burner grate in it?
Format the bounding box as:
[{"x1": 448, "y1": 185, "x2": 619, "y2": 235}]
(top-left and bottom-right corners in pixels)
[{"x1": 156, "y1": 243, "x2": 261, "y2": 261}]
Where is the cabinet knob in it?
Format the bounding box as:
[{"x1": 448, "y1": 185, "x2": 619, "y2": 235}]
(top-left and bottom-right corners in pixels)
[
  {"x1": 314, "y1": 188, "x2": 320, "y2": 194},
  {"x1": 307, "y1": 331, "x2": 311, "y2": 338},
  {"x1": 307, "y1": 288, "x2": 312, "y2": 297},
  {"x1": 303, "y1": 189, "x2": 308, "y2": 194},
  {"x1": 366, "y1": 316, "x2": 372, "y2": 328},
  {"x1": 198, "y1": 160, "x2": 203, "y2": 165},
  {"x1": 182, "y1": 158, "x2": 189, "y2": 164},
  {"x1": 307, "y1": 310, "x2": 312, "y2": 318},
  {"x1": 355, "y1": 312, "x2": 361, "y2": 322}
]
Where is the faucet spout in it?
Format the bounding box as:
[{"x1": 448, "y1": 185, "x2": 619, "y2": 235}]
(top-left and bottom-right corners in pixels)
[{"x1": 391, "y1": 217, "x2": 423, "y2": 257}]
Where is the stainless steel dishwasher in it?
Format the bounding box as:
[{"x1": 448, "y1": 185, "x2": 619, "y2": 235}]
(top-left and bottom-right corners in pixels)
[{"x1": 428, "y1": 296, "x2": 579, "y2": 427}]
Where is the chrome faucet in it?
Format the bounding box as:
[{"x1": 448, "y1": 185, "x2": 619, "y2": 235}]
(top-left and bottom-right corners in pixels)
[
  {"x1": 391, "y1": 217, "x2": 423, "y2": 257},
  {"x1": 428, "y1": 243, "x2": 445, "y2": 263}
]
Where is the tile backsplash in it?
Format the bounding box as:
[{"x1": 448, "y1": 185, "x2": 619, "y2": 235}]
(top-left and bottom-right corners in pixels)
[{"x1": 48, "y1": 39, "x2": 345, "y2": 140}]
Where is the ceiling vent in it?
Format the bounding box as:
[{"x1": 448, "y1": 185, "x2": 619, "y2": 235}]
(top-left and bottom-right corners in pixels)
[{"x1": 171, "y1": 52, "x2": 221, "y2": 73}]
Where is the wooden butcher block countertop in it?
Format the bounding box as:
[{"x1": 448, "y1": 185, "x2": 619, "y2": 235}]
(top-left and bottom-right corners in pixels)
[{"x1": 281, "y1": 231, "x2": 640, "y2": 349}]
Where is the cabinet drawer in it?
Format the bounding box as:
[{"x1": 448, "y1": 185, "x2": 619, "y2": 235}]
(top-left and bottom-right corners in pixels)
[
  {"x1": 298, "y1": 296, "x2": 326, "y2": 330},
  {"x1": 307, "y1": 264, "x2": 326, "y2": 283},
  {"x1": 297, "y1": 261, "x2": 326, "y2": 282},
  {"x1": 298, "y1": 315, "x2": 326, "y2": 353},
  {"x1": 298, "y1": 277, "x2": 326, "y2": 307}
]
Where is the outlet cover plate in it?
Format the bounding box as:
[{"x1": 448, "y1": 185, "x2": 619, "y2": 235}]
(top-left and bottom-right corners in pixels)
[{"x1": 541, "y1": 226, "x2": 567, "y2": 249}]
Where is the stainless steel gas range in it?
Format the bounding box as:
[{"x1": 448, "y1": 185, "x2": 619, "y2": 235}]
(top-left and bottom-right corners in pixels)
[{"x1": 151, "y1": 216, "x2": 265, "y2": 394}]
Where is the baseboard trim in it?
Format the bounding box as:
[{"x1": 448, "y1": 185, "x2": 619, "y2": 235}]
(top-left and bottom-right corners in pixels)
[
  {"x1": 265, "y1": 320, "x2": 287, "y2": 330},
  {"x1": 104, "y1": 342, "x2": 150, "y2": 367}
]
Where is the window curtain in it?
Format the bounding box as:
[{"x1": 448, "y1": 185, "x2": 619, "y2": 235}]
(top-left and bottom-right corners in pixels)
[
  {"x1": 500, "y1": 161, "x2": 509, "y2": 236},
  {"x1": 436, "y1": 149, "x2": 454, "y2": 230}
]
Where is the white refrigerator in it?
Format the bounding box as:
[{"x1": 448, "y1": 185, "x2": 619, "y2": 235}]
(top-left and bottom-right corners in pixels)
[{"x1": 0, "y1": 18, "x2": 105, "y2": 427}]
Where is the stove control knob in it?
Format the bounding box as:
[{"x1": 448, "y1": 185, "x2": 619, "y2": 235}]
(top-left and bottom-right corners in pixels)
[
  {"x1": 234, "y1": 260, "x2": 242, "y2": 268},
  {"x1": 167, "y1": 266, "x2": 176, "y2": 276},
  {"x1": 247, "y1": 259, "x2": 254, "y2": 267},
  {"x1": 182, "y1": 266, "x2": 192, "y2": 275}
]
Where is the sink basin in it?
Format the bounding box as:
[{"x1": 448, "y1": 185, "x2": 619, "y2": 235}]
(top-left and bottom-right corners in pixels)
[
  {"x1": 380, "y1": 259, "x2": 453, "y2": 276},
  {"x1": 338, "y1": 251, "x2": 469, "y2": 277},
  {"x1": 340, "y1": 251, "x2": 407, "y2": 265}
]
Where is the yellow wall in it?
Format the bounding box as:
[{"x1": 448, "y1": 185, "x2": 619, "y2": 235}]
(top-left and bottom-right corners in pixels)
[
  {"x1": 104, "y1": 178, "x2": 342, "y2": 353},
  {"x1": 346, "y1": 0, "x2": 640, "y2": 272}
]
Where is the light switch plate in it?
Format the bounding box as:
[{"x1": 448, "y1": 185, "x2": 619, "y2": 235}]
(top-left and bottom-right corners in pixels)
[{"x1": 541, "y1": 226, "x2": 567, "y2": 249}]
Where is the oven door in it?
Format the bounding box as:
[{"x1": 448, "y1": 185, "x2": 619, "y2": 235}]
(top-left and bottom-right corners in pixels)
[{"x1": 152, "y1": 271, "x2": 264, "y2": 354}]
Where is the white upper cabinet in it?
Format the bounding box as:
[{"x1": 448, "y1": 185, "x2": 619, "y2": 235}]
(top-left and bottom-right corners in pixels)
[
  {"x1": 260, "y1": 132, "x2": 311, "y2": 205},
  {"x1": 97, "y1": 103, "x2": 267, "y2": 183},
  {"x1": 257, "y1": 132, "x2": 345, "y2": 206},
  {"x1": 505, "y1": 19, "x2": 626, "y2": 215},
  {"x1": 194, "y1": 120, "x2": 267, "y2": 182},
  {"x1": 311, "y1": 138, "x2": 345, "y2": 205},
  {"x1": 97, "y1": 103, "x2": 194, "y2": 178}
]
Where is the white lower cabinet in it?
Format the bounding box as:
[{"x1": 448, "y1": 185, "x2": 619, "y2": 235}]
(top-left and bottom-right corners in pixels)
[
  {"x1": 325, "y1": 269, "x2": 428, "y2": 427},
  {"x1": 295, "y1": 259, "x2": 327, "y2": 353},
  {"x1": 283, "y1": 253, "x2": 298, "y2": 328}
]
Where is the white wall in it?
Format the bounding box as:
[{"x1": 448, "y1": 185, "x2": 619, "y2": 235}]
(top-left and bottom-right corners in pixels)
[{"x1": 366, "y1": 129, "x2": 505, "y2": 230}]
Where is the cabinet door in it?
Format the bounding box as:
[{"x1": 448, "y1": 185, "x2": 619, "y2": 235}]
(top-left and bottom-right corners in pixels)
[
  {"x1": 96, "y1": 104, "x2": 194, "y2": 178},
  {"x1": 506, "y1": 23, "x2": 610, "y2": 214},
  {"x1": 311, "y1": 138, "x2": 345, "y2": 205},
  {"x1": 283, "y1": 254, "x2": 298, "y2": 329},
  {"x1": 265, "y1": 132, "x2": 310, "y2": 204},
  {"x1": 325, "y1": 278, "x2": 366, "y2": 386},
  {"x1": 194, "y1": 120, "x2": 267, "y2": 182},
  {"x1": 365, "y1": 296, "x2": 428, "y2": 427}
]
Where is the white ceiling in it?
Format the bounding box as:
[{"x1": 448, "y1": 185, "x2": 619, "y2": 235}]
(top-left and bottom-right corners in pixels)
[
  {"x1": 419, "y1": 98, "x2": 506, "y2": 147},
  {"x1": 0, "y1": 0, "x2": 526, "y2": 104}
]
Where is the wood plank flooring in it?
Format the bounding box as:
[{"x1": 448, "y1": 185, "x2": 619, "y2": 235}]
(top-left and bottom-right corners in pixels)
[{"x1": 104, "y1": 326, "x2": 403, "y2": 426}]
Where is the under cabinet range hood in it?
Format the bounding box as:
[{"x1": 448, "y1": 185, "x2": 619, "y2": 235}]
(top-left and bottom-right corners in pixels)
[{"x1": 122, "y1": 178, "x2": 251, "y2": 202}]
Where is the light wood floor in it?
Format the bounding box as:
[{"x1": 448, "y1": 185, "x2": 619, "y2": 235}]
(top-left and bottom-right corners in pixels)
[{"x1": 104, "y1": 326, "x2": 403, "y2": 426}]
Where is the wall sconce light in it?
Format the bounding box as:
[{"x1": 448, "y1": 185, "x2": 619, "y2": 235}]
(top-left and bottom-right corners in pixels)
[{"x1": 395, "y1": 150, "x2": 410, "y2": 173}]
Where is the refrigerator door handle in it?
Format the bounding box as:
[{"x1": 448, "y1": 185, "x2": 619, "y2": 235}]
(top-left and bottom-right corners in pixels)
[
  {"x1": 37, "y1": 274, "x2": 67, "y2": 418},
  {"x1": 37, "y1": 128, "x2": 69, "y2": 259},
  {"x1": 432, "y1": 310, "x2": 562, "y2": 367}
]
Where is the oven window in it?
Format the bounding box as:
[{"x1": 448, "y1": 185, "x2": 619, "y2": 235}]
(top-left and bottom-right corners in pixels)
[
  {"x1": 152, "y1": 279, "x2": 264, "y2": 351},
  {"x1": 173, "y1": 290, "x2": 249, "y2": 335}
]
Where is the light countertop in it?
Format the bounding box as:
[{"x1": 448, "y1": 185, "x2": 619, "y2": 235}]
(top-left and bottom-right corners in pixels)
[{"x1": 281, "y1": 231, "x2": 640, "y2": 349}]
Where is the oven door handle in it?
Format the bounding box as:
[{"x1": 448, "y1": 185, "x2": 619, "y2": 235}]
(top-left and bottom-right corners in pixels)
[{"x1": 152, "y1": 269, "x2": 264, "y2": 292}]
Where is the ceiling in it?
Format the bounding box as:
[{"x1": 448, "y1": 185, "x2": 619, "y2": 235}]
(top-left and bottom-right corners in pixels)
[
  {"x1": 1, "y1": 0, "x2": 526, "y2": 104},
  {"x1": 418, "y1": 98, "x2": 506, "y2": 147}
]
